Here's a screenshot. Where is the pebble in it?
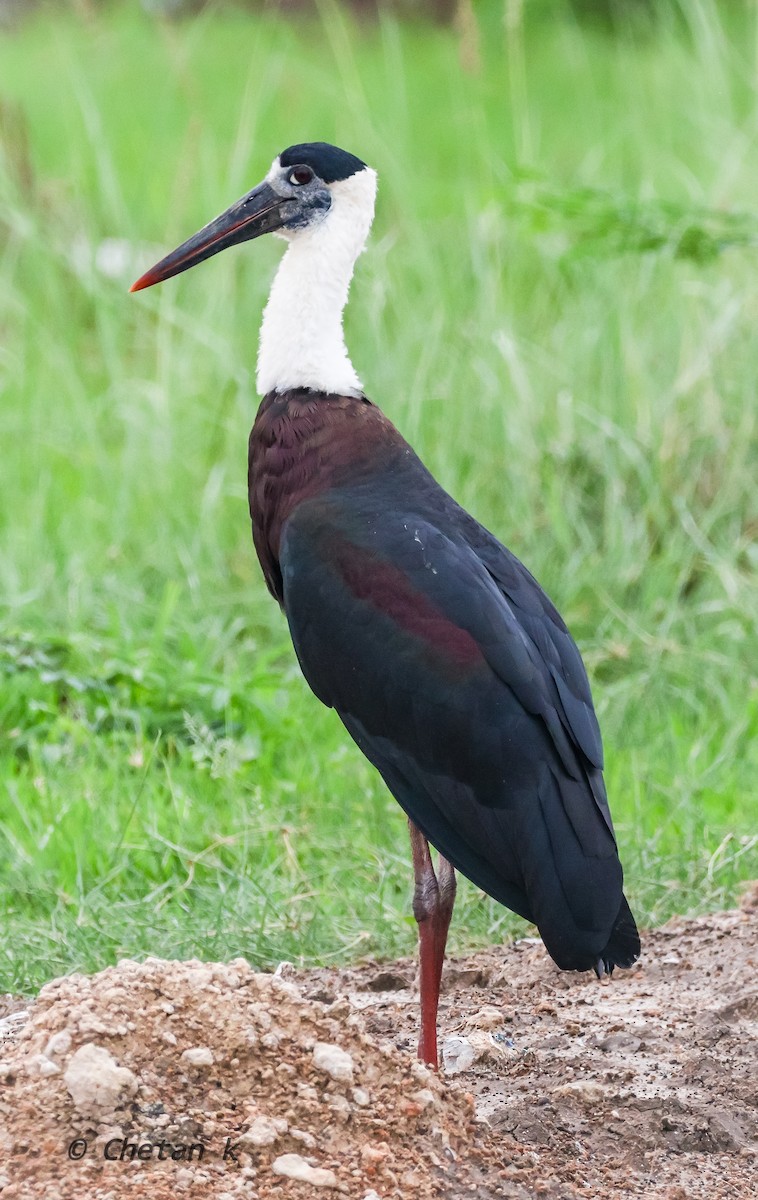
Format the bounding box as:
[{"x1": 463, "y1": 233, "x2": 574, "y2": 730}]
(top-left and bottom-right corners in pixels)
[
  {"x1": 63, "y1": 1044, "x2": 138, "y2": 1118},
  {"x1": 410, "y1": 1061, "x2": 433, "y2": 1085},
  {"x1": 240, "y1": 1115, "x2": 288, "y2": 1147},
  {"x1": 468, "y1": 1005, "x2": 508, "y2": 1029},
  {"x1": 181, "y1": 1046, "x2": 214, "y2": 1067},
  {"x1": 270, "y1": 1153, "x2": 338, "y2": 1188},
  {"x1": 327, "y1": 1093, "x2": 352, "y2": 1120},
  {"x1": 552, "y1": 1080, "x2": 609, "y2": 1105},
  {"x1": 26, "y1": 1053, "x2": 60, "y2": 1078},
  {"x1": 312, "y1": 1041, "x2": 355, "y2": 1083},
  {"x1": 290, "y1": 1126, "x2": 318, "y2": 1148},
  {"x1": 598, "y1": 1032, "x2": 642, "y2": 1053},
  {"x1": 43, "y1": 1031, "x2": 71, "y2": 1059},
  {"x1": 443, "y1": 1030, "x2": 511, "y2": 1074},
  {"x1": 442, "y1": 1035, "x2": 476, "y2": 1074}
]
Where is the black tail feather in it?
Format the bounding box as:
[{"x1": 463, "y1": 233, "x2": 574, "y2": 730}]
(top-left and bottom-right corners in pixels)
[{"x1": 595, "y1": 894, "x2": 640, "y2": 975}]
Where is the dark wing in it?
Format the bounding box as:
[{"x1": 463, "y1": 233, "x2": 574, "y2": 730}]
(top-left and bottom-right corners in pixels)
[
  {"x1": 463, "y1": 515, "x2": 605, "y2": 771},
  {"x1": 279, "y1": 495, "x2": 635, "y2": 969}
]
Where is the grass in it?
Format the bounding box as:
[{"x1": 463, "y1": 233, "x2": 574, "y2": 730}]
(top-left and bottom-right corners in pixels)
[{"x1": 0, "y1": 0, "x2": 756, "y2": 994}]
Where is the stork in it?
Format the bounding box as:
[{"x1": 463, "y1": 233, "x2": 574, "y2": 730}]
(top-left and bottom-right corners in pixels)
[{"x1": 132, "y1": 142, "x2": 640, "y2": 1068}]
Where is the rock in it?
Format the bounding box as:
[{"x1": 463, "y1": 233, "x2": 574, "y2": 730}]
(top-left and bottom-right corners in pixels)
[
  {"x1": 410, "y1": 1061, "x2": 434, "y2": 1086},
  {"x1": 240, "y1": 1114, "x2": 288, "y2": 1147},
  {"x1": 290, "y1": 1126, "x2": 317, "y2": 1148},
  {"x1": 43, "y1": 1031, "x2": 71, "y2": 1059},
  {"x1": 552, "y1": 1080, "x2": 609, "y2": 1105},
  {"x1": 312, "y1": 1041, "x2": 354, "y2": 1083},
  {"x1": 180, "y1": 1046, "x2": 214, "y2": 1067},
  {"x1": 361, "y1": 1142, "x2": 391, "y2": 1167},
  {"x1": 442, "y1": 1031, "x2": 510, "y2": 1074},
  {"x1": 467, "y1": 1005, "x2": 509, "y2": 1029},
  {"x1": 270, "y1": 1153, "x2": 338, "y2": 1187},
  {"x1": 442, "y1": 1035, "x2": 476, "y2": 1074},
  {"x1": 365, "y1": 970, "x2": 409, "y2": 992},
  {"x1": 401, "y1": 1170, "x2": 426, "y2": 1188},
  {"x1": 412, "y1": 1088, "x2": 436, "y2": 1110},
  {"x1": 63, "y1": 1044, "x2": 138, "y2": 1118},
  {"x1": 27, "y1": 1053, "x2": 60, "y2": 1078},
  {"x1": 598, "y1": 1032, "x2": 642, "y2": 1053},
  {"x1": 327, "y1": 1093, "x2": 352, "y2": 1120}
]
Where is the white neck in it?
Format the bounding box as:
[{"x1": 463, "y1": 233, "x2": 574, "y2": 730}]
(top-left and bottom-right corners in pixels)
[{"x1": 256, "y1": 167, "x2": 377, "y2": 397}]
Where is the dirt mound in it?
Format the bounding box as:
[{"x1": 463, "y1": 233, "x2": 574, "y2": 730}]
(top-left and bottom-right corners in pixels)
[
  {"x1": 0, "y1": 888, "x2": 756, "y2": 1199},
  {"x1": 0, "y1": 958, "x2": 477, "y2": 1198}
]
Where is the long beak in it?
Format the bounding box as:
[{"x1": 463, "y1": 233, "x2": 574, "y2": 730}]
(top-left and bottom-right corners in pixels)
[{"x1": 130, "y1": 180, "x2": 290, "y2": 292}]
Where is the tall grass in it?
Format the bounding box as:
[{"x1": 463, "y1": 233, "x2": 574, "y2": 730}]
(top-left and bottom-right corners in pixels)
[{"x1": 0, "y1": 0, "x2": 756, "y2": 992}]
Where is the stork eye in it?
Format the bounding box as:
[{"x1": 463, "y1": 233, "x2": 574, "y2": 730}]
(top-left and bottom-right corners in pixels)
[{"x1": 290, "y1": 167, "x2": 314, "y2": 186}]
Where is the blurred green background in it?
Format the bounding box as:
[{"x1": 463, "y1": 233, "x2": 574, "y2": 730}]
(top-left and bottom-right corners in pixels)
[{"x1": 0, "y1": 0, "x2": 756, "y2": 992}]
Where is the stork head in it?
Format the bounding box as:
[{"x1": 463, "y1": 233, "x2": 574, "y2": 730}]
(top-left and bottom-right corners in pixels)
[{"x1": 130, "y1": 142, "x2": 376, "y2": 292}]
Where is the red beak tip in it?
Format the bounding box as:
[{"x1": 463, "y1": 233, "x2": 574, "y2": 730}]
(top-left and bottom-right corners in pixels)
[{"x1": 130, "y1": 276, "x2": 149, "y2": 293}]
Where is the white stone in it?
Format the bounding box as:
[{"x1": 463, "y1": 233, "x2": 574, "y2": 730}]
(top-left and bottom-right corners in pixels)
[
  {"x1": 181, "y1": 1046, "x2": 214, "y2": 1067},
  {"x1": 25, "y1": 1053, "x2": 59, "y2": 1078},
  {"x1": 327, "y1": 1093, "x2": 351, "y2": 1119},
  {"x1": 312, "y1": 1042, "x2": 354, "y2": 1084},
  {"x1": 271, "y1": 1153, "x2": 338, "y2": 1188},
  {"x1": 240, "y1": 1115, "x2": 288, "y2": 1147},
  {"x1": 442, "y1": 1035, "x2": 476, "y2": 1075},
  {"x1": 290, "y1": 1126, "x2": 317, "y2": 1148},
  {"x1": 44, "y1": 1031, "x2": 72, "y2": 1058},
  {"x1": 63, "y1": 1044, "x2": 138, "y2": 1117},
  {"x1": 94, "y1": 1124, "x2": 124, "y2": 1146},
  {"x1": 410, "y1": 1061, "x2": 433, "y2": 1085},
  {"x1": 442, "y1": 1030, "x2": 513, "y2": 1073}
]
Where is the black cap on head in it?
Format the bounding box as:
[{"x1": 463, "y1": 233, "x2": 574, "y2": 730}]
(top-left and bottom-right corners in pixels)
[{"x1": 279, "y1": 142, "x2": 367, "y2": 183}]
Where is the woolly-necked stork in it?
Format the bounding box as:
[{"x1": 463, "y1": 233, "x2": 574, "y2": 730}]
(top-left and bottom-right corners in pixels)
[{"x1": 132, "y1": 142, "x2": 640, "y2": 1067}]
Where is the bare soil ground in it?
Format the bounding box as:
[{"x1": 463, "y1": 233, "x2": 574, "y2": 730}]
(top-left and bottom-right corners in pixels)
[{"x1": 0, "y1": 887, "x2": 755, "y2": 1199}]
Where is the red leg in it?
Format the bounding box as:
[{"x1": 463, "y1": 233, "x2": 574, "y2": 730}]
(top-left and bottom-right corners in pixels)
[{"x1": 408, "y1": 820, "x2": 457, "y2": 1068}]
